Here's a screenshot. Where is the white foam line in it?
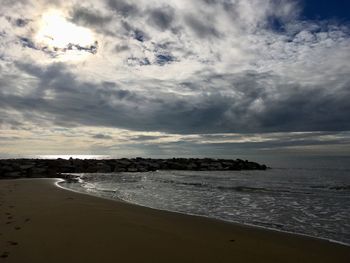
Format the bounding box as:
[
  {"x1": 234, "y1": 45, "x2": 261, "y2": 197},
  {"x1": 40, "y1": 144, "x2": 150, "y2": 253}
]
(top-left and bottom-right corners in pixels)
[
  {"x1": 55, "y1": 179, "x2": 128, "y2": 203},
  {"x1": 55, "y1": 179, "x2": 350, "y2": 247}
]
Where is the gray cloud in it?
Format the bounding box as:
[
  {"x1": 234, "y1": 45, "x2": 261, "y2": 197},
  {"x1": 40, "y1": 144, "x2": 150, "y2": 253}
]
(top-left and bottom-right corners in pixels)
[
  {"x1": 106, "y1": 0, "x2": 139, "y2": 17},
  {"x1": 148, "y1": 6, "x2": 175, "y2": 31},
  {"x1": 4, "y1": 17, "x2": 32, "y2": 27},
  {"x1": 132, "y1": 135, "x2": 171, "y2": 141},
  {"x1": 15, "y1": 18, "x2": 31, "y2": 27},
  {"x1": 92, "y1": 133, "x2": 113, "y2": 139},
  {"x1": 1, "y1": 63, "x2": 350, "y2": 135},
  {"x1": 0, "y1": 0, "x2": 350, "y2": 156},
  {"x1": 184, "y1": 15, "x2": 222, "y2": 39},
  {"x1": 70, "y1": 6, "x2": 112, "y2": 27},
  {"x1": 105, "y1": 131, "x2": 350, "y2": 159}
]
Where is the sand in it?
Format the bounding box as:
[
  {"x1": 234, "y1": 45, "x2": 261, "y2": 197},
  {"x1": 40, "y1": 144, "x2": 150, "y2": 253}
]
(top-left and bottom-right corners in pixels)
[{"x1": 0, "y1": 179, "x2": 349, "y2": 263}]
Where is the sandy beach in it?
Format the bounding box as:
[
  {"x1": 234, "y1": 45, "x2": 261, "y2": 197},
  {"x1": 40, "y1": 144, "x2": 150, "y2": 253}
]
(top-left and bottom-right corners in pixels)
[{"x1": 0, "y1": 179, "x2": 349, "y2": 263}]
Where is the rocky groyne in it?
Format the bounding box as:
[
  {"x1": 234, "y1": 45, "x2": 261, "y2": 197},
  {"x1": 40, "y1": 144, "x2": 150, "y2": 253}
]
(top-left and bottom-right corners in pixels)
[{"x1": 0, "y1": 158, "x2": 268, "y2": 179}]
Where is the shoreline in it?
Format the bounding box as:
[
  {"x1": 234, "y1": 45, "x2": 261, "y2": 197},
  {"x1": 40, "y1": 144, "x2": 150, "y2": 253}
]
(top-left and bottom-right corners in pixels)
[
  {"x1": 57, "y1": 179, "x2": 350, "y2": 247},
  {"x1": 1, "y1": 178, "x2": 349, "y2": 262}
]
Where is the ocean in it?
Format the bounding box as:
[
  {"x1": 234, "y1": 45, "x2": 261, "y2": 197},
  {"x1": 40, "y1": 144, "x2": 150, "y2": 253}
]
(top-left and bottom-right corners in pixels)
[{"x1": 58, "y1": 155, "x2": 350, "y2": 245}]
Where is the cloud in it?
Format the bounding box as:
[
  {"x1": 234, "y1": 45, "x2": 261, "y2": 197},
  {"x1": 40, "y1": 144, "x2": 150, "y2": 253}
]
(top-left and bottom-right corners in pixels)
[
  {"x1": 92, "y1": 133, "x2": 113, "y2": 139},
  {"x1": 184, "y1": 15, "x2": 222, "y2": 39},
  {"x1": 106, "y1": 0, "x2": 139, "y2": 17},
  {"x1": 70, "y1": 6, "x2": 112, "y2": 27},
  {"x1": 2, "y1": 63, "x2": 350, "y2": 135},
  {"x1": 147, "y1": 6, "x2": 175, "y2": 31},
  {"x1": 0, "y1": 0, "x2": 350, "y2": 156}
]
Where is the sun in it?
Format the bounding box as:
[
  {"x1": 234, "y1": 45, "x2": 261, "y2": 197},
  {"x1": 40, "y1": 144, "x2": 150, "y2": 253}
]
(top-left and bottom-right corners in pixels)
[{"x1": 35, "y1": 10, "x2": 97, "y2": 60}]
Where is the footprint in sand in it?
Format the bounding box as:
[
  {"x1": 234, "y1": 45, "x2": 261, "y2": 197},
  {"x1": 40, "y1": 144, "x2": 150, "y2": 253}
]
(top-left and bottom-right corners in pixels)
[
  {"x1": 229, "y1": 239, "x2": 235, "y2": 242},
  {"x1": 7, "y1": 241, "x2": 18, "y2": 246},
  {"x1": 0, "y1": 252, "x2": 9, "y2": 258},
  {"x1": 14, "y1": 227, "x2": 21, "y2": 230},
  {"x1": 5, "y1": 222, "x2": 13, "y2": 225},
  {"x1": 24, "y1": 218, "x2": 30, "y2": 223}
]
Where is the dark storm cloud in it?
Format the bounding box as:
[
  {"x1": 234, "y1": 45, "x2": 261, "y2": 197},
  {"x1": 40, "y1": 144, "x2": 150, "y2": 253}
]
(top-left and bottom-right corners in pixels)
[
  {"x1": 1, "y1": 63, "x2": 350, "y2": 135},
  {"x1": 2, "y1": 62, "x2": 146, "y2": 129},
  {"x1": 259, "y1": 86, "x2": 350, "y2": 132}
]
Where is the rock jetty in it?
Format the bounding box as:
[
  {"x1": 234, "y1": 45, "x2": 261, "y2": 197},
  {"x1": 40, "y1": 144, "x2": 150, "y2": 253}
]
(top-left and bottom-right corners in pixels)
[{"x1": 0, "y1": 158, "x2": 267, "y2": 179}]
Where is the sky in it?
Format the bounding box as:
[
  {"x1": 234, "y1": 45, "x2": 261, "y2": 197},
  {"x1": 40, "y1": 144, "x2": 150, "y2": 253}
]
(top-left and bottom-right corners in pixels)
[{"x1": 0, "y1": 0, "x2": 350, "y2": 158}]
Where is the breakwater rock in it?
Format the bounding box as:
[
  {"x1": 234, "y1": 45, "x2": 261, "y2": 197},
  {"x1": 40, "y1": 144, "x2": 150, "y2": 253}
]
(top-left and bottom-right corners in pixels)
[{"x1": 0, "y1": 158, "x2": 268, "y2": 179}]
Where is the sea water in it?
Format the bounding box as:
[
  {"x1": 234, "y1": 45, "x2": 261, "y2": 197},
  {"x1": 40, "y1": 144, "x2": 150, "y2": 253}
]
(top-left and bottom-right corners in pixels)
[{"x1": 60, "y1": 155, "x2": 350, "y2": 245}]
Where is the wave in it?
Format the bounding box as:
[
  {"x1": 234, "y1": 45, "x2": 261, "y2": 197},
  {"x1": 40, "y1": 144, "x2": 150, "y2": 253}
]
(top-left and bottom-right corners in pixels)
[
  {"x1": 310, "y1": 185, "x2": 350, "y2": 191},
  {"x1": 76, "y1": 173, "x2": 350, "y2": 197},
  {"x1": 216, "y1": 185, "x2": 294, "y2": 193},
  {"x1": 151, "y1": 178, "x2": 313, "y2": 194},
  {"x1": 273, "y1": 167, "x2": 350, "y2": 172},
  {"x1": 59, "y1": 180, "x2": 350, "y2": 247},
  {"x1": 61, "y1": 170, "x2": 350, "y2": 246}
]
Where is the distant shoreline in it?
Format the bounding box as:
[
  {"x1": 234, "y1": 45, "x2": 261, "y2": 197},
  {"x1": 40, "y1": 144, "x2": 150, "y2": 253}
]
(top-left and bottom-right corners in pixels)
[{"x1": 0, "y1": 157, "x2": 267, "y2": 179}]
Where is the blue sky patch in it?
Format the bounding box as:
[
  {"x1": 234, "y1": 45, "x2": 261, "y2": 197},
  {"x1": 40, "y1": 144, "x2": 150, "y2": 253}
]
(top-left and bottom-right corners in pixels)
[{"x1": 300, "y1": 0, "x2": 350, "y2": 22}]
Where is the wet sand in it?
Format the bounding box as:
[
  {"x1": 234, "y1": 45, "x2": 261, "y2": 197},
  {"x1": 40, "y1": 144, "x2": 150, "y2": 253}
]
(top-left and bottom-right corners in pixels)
[{"x1": 0, "y1": 179, "x2": 349, "y2": 263}]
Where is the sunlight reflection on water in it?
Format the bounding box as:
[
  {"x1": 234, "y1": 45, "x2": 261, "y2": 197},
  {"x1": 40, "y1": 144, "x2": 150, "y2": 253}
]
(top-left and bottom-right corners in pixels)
[{"x1": 37, "y1": 155, "x2": 111, "y2": 160}]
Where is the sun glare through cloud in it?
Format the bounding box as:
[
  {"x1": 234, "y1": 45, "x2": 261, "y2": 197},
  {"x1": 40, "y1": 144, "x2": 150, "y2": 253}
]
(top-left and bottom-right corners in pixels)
[{"x1": 35, "y1": 10, "x2": 97, "y2": 60}]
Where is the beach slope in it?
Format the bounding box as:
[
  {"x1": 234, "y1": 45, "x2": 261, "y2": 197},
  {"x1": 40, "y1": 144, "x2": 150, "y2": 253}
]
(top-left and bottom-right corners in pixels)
[{"x1": 0, "y1": 179, "x2": 349, "y2": 263}]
